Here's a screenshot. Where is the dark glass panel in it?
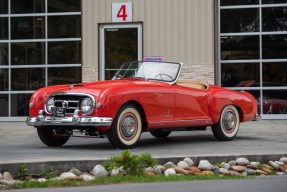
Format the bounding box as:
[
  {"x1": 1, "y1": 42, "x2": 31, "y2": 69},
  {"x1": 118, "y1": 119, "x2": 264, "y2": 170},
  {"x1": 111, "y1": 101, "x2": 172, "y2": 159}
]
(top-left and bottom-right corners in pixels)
[
  {"x1": 48, "y1": 41, "x2": 81, "y2": 64},
  {"x1": 0, "y1": 0, "x2": 8, "y2": 14},
  {"x1": 105, "y1": 70, "x2": 118, "y2": 80},
  {"x1": 11, "y1": 16, "x2": 45, "y2": 39},
  {"x1": 48, "y1": 15, "x2": 81, "y2": 38},
  {"x1": 48, "y1": 67, "x2": 81, "y2": 85},
  {"x1": 0, "y1": 43, "x2": 8, "y2": 65},
  {"x1": 245, "y1": 90, "x2": 261, "y2": 113},
  {"x1": 262, "y1": 35, "x2": 287, "y2": 59},
  {"x1": 0, "y1": 17, "x2": 8, "y2": 39},
  {"x1": 262, "y1": 0, "x2": 287, "y2": 4},
  {"x1": 263, "y1": 63, "x2": 287, "y2": 86},
  {"x1": 11, "y1": 42, "x2": 45, "y2": 65},
  {"x1": 220, "y1": 0, "x2": 259, "y2": 6},
  {"x1": 0, "y1": 94, "x2": 8, "y2": 116},
  {"x1": 221, "y1": 36, "x2": 259, "y2": 60},
  {"x1": 221, "y1": 63, "x2": 260, "y2": 87},
  {"x1": 11, "y1": 0, "x2": 44, "y2": 13},
  {"x1": 0, "y1": 68, "x2": 8, "y2": 91},
  {"x1": 48, "y1": 0, "x2": 81, "y2": 12},
  {"x1": 11, "y1": 94, "x2": 32, "y2": 116},
  {"x1": 262, "y1": 7, "x2": 287, "y2": 32},
  {"x1": 262, "y1": 90, "x2": 287, "y2": 114},
  {"x1": 221, "y1": 9, "x2": 259, "y2": 33},
  {"x1": 11, "y1": 68, "x2": 45, "y2": 90},
  {"x1": 104, "y1": 28, "x2": 138, "y2": 80}
]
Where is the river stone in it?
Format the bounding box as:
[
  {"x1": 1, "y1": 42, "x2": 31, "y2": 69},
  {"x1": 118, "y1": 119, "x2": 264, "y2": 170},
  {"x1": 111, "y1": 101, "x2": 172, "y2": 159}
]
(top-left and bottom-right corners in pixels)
[
  {"x1": 276, "y1": 172, "x2": 286, "y2": 176},
  {"x1": 275, "y1": 161, "x2": 285, "y2": 166},
  {"x1": 60, "y1": 172, "x2": 79, "y2": 180},
  {"x1": 279, "y1": 157, "x2": 287, "y2": 164},
  {"x1": 156, "y1": 165, "x2": 166, "y2": 172},
  {"x1": 183, "y1": 158, "x2": 194, "y2": 167},
  {"x1": 187, "y1": 166, "x2": 202, "y2": 174},
  {"x1": 269, "y1": 161, "x2": 279, "y2": 170},
  {"x1": 240, "y1": 171, "x2": 248, "y2": 177},
  {"x1": 145, "y1": 167, "x2": 161, "y2": 175},
  {"x1": 111, "y1": 167, "x2": 126, "y2": 176},
  {"x1": 92, "y1": 165, "x2": 108, "y2": 177},
  {"x1": 3, "y1": 172, "x2": 13, "y2": 181},
  {"x1": 228, "y1": 160, "x2": 237, "y2": 166},
  {"x1": 81, "y1": 174, "x2": 95, "y2": 181},
  {"x1": 174, "y1": 167, "x2": 188, "y2": 175},
  {"x1": 202, "y1": 171, "x2": 214, "y2": 175},
  {"x1": 256, "y1": 169, "x2": 268, "y2": 175},
  {"x1": 236, "y1": 157, "x2": 249, "y2": 166},
  {"x1": 248, "y1": 162, "x2": 260, "y2": 169},
  {"x1": 198, "y1": 160, "x2": 213, "y2": 170},
  {"x1": 223, "y1": 163, "x2": 231, "y2": 170},
  {"x1": 37, "y1": 178, "x2": 47, "y2": 182},
  {"x1": 177, "y1": 161, "x2": 189, "y2": 170},
  {"x1": 164, "y1": 168, "x2": 176, "y2": 176},
  {"x1": 229, "y1": 170, "x2": 240, "y2": 176},
  {"x1": 231, "y1": 165, "x2": 246, "y2": 172},
  {"x1": 262, "y1": 164, "x2": 273, "y2": 171},
  {"x1": 164, "y1": 162, "x2": 176, "y2": 169},
  {"x1": 245, "y1": 168, "x2": 256, "y2": 175},
  {"x1": 279, "y1": 165, "x2": 287, "y2": 172},
  {"x1": 69, "y1": 168, "x2": 82, "y2": 176},
  {"x1": 219, "y1": 168, "x2": 229, "y2": 175},
  {"x1": 0, "y1": 179, "x2": 10, "y2": 186},
  {"x1": 212, "y1": 167, "x2": 220, "y2": 175}
]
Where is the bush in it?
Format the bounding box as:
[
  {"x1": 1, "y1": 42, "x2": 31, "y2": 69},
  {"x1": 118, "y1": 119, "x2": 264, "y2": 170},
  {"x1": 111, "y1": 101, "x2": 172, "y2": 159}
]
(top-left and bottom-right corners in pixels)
[{"x1": 102, "y1": 150, "x2": 157, "y2": 176}]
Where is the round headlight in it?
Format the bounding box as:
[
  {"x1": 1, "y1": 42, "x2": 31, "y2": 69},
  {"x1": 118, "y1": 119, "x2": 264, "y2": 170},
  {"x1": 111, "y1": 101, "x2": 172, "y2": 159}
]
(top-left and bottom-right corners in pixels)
[
  {"x1": 81, "y1": 98, "x2": 93, "y2": 114},
  {"x1": 46, "y1": 97, "x2": 55, "y2": 113}
]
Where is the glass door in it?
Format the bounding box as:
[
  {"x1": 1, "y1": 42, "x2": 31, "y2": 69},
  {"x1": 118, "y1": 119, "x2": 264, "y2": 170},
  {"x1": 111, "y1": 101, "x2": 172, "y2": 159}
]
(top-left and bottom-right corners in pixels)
[{"x1": 99, "y1": 23, "x2": 142, "y2": 80}]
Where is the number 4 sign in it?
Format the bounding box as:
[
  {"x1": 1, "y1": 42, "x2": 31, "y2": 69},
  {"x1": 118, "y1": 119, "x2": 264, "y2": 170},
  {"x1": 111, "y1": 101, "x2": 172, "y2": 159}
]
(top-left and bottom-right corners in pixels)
[{"x1": 112, "y1": 3, "x2": 132, "y2": 22}]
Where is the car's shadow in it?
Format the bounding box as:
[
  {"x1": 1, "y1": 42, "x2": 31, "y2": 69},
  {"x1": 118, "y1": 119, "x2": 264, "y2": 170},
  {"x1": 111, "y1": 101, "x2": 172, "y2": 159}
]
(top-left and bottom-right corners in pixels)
[{"x1": 55, "y1": 132, "x2": 260, "y2": 151}]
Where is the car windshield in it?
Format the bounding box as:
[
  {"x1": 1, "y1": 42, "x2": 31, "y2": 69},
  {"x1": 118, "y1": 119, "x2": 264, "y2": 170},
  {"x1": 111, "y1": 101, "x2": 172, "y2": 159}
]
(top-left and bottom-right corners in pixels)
[{"x1": 112, "y1": 61, "x2": 182, "y2": 83}]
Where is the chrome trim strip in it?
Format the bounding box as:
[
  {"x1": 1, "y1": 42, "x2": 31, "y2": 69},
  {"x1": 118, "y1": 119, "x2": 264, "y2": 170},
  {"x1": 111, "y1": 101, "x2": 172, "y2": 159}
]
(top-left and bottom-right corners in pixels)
[{"x1": 26, "y1": 110, "x2": 112, "y2": 127}]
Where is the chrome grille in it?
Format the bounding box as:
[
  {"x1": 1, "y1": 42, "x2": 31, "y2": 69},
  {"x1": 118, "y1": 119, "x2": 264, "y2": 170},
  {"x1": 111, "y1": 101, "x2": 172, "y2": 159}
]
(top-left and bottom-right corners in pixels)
[{"x1": 45, "y1": 93, "x2": 95, "y2": 115}]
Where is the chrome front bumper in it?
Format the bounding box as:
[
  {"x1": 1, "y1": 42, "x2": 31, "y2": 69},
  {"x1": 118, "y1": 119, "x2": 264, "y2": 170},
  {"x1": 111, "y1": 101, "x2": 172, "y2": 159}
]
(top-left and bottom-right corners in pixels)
[{"x1": 26, "y1": 110, "x2": 112, "y2": 126}]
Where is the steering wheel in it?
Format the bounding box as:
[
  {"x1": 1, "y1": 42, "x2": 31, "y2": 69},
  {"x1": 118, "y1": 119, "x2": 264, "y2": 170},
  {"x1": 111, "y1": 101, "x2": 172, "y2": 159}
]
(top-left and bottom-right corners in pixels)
[{"x1": 154, "y1": 73, "x2": 173, "y2": 81}]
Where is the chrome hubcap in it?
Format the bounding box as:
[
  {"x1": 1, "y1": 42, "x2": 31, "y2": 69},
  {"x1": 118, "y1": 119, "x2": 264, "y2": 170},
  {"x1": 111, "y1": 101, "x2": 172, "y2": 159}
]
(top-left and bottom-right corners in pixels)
[
  {"x1": 223, "y1": 111, "x2": 236, "y2": 132},
  {"x1": 120, "y1": 115, "x2": 136, "y2": 139}
]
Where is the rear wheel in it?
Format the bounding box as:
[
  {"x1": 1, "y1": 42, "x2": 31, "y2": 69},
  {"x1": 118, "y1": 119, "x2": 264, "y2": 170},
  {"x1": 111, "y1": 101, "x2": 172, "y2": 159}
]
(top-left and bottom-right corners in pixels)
[
  {"x1": 107, "y1": 104, "x2": 142, "y2": 149},
  {"x1": 150, "y1": 129, "x2": 171, "y2": 138},
  {"x1": 37, "y1": 127, "x2": 70, "y2": 146},
  {"x1": 211, "y1": 105, "x2": 240, "y2": 141}
]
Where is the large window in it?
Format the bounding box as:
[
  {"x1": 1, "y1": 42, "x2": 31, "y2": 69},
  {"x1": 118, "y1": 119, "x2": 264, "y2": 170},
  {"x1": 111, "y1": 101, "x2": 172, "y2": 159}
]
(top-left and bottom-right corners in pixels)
[
  {"x1": 218, "y1": 0, "x2": 287, "y2": 119},
  {"x1": 0, "y1": 0, "x2": 81, "y2": 120}
]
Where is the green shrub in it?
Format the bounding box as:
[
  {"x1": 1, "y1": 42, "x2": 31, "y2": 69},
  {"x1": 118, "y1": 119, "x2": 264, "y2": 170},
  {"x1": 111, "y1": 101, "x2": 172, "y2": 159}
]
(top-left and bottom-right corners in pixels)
[
  {"x1": 42, "y1": 168, "x2": 59, "y2": 179},
  {"x1": 102, "y1": 150, "x2": 157, "y2": 176},
  {"x1": 17, "y1": 164, "x2": 31, "y2": 180}
]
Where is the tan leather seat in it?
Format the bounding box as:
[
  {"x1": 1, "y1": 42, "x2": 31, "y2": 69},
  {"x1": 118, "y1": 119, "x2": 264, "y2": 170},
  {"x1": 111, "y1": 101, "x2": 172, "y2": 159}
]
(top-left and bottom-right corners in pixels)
[{"x1": 176, "y1": 81, "x2": 207, "y2": 90}]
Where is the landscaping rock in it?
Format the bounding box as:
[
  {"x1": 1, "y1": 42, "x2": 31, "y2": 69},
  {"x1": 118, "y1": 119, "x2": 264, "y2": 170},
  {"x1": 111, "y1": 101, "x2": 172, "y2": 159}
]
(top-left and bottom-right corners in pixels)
[
  {"x1": 92, "y1": 165, "x2": 108, "y2": 177},
  {"x1": 222, "y1": 162, "x2": 231, "y2": 170},
  {"x1": 275, "y1": 161, "x2": 285, "y2": 166},
  {"x1": 37, "y1": 178, "x2": 47, "y2": 182},
  {"x1": 231, "y1": 165, "x2": 246, "y2": 172},
  {"x1": 164, "y1": 162, "x2": 176, "y2": 169},
  {"x1": 177, "y1": 161, "x2": 189, "y2": 170},
  {"x1": 240, "y1": 171, "x2": 248, "y2": 177},
  {"x1": 156, "y1": 165, "x2": 166, "y2": 172},
  {"x1": 279, "y1": 157, "x2": 287, "y2": 164},
  {"x1": 69, "y1": 168, "x2": 82, "y2": 176},
  {"x1": 187, "y1": 166, "x2": 201, "y2": 174},
  {"x1": 3, "y1": 172, "x2": 13, "y2": 181},
  {"x1": 183, "y1": 158, "x2": 194, "y2": 167},
  {"x1": 164, "y1": 168, "x2": 176, "y2": 176},
  {"x1": 0, "y1": 179, "x2": 10, "y2": 186},
  {"x1": 248, "y1": 162, "x2": 260, "y2": 169},
  {"x1": 219, "y1": 168, "x2": 229, "y2": 175},
  {"x1": 229, "y1": 170, "x2": 240, "y2": 176},
  {"x1": 269, "y1": 161, "x2": 280, "y2": 170},
  {"x1": 144, "y1": 171, "x2": 156, "y2": 176},
  {"x1": 111, "y1": 167, "x2": 126, "y2": 176},
  {"x1": 245, "y1": 168, "x2": 256, "y2": 175},
  {"x1": 262, "y1": 164, "x2": 273, "y2": 170},
  {"x1": 198, "y1": 160, "x2": 213, "y2": 170},
  {"x1": 81, "y1": 174, "x2": 95, "y2": 181},
  {"x1": 228, "y1": 160, "x2": 237, "y2": 166},
  {"x1": 256, "y1": 169, "x2": 268, "y2": 175},
  {"x1": 212, "y1": 167, "x2": 220, "y2": 175},
  {"x1": 279, "y1": 165, "x2": 287, "y2": 172},
  {"x1": 202, "y1": 171, "x2": 214, "y2": 175},
  {"x1": 174, "y1": 167, "x2": 188, "y2": 175},
  {"x1": 236, "y1": 157, "x2": 249, "y2": 166},
  {"x1": 276, "y1": 172, "x2": 286, "y2": 176},
  {"x1": 60, "y1": 172, "x2": 80, "y2": 180}
]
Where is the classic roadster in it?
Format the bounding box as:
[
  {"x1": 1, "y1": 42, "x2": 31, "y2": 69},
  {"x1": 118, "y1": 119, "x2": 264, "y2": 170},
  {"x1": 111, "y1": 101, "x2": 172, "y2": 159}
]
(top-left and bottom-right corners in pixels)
[{"x1": 26, "y1": 61, "x2": 259, "y2": 149}]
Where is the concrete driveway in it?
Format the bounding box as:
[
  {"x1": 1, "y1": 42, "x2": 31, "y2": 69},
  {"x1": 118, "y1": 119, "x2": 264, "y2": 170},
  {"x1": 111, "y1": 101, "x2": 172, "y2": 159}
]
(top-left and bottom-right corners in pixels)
[{"x1": 0, "y1": 120, "x2": 286, "y2": 173}]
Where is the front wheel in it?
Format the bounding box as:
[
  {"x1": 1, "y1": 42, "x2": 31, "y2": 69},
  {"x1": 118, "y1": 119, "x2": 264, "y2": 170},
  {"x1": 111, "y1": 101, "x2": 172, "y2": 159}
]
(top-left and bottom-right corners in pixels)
[
  {"x1": 37, "y1": 127, "x2": 70, "y2": 147},
  {"x1": 211, "y1": 105, "x2": 240, "y2": 141},
  {"x1": 107, "y1": 104, "x2": 142, "y2": 149}
]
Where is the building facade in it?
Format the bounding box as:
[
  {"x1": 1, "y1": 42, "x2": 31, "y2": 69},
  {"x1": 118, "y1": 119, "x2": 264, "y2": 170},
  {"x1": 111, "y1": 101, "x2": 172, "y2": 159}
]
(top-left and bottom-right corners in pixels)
[{"x1": 0, "y1": 0, "x2": 287, "y2": 121}]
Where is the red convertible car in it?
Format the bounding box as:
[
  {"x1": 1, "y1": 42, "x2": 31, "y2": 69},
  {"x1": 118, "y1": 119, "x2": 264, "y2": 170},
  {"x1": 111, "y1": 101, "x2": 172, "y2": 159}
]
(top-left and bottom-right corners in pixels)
[{"x1": 26, "y1": 61, "x2": 259, "y2": 149}]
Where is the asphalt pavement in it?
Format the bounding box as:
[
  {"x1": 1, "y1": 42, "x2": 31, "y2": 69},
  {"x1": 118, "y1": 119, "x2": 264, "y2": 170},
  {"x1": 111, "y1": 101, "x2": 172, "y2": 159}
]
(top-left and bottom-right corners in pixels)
[{"x1": 0, "y1": 120, "x2": 287, "y2": 174}]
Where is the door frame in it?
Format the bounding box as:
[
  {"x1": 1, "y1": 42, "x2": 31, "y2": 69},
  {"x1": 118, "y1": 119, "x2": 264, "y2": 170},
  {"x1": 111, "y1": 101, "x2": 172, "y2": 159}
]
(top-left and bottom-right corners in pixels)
[{"x1": 99, "y1": 23, "x2": 143, "y2": 80}]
